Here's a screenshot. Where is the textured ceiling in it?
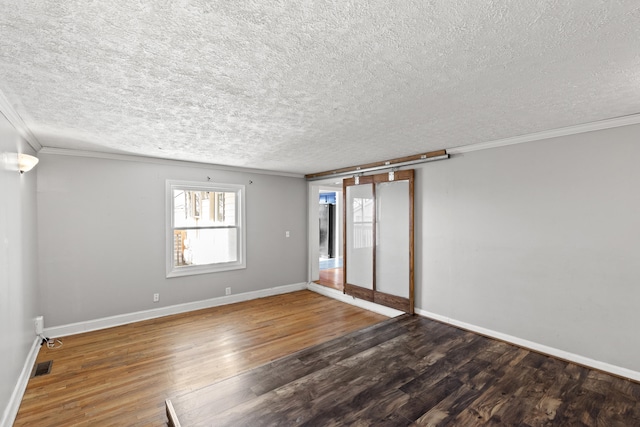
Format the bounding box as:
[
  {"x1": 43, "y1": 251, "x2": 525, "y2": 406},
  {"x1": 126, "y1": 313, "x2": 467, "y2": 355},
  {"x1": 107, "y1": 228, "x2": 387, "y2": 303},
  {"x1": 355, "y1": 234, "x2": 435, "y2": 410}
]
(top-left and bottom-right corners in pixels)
[{"x1": 1, "y1": 1, "x2": 639, "y2": 175}]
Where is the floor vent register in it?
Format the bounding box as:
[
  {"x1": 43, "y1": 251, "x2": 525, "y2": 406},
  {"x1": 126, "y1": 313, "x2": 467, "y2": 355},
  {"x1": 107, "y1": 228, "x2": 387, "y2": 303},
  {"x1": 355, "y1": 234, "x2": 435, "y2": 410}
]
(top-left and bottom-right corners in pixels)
[{"x1": 32, "y1": 360, "x2": 53, "y2": 377}]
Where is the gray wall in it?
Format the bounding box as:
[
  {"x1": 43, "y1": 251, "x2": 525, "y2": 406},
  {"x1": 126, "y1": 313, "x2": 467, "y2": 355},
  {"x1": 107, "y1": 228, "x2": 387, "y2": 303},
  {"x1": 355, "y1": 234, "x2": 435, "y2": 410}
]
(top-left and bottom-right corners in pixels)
[
  {"x1": 0, "y1": 115, "x2": 39, "y2": 422},
  {"x1": 415, "y1": 123, "x2": 640, "y2": 372},
  {"x1": 37, "y1": 153, "x2": 307, "y2": 327}
]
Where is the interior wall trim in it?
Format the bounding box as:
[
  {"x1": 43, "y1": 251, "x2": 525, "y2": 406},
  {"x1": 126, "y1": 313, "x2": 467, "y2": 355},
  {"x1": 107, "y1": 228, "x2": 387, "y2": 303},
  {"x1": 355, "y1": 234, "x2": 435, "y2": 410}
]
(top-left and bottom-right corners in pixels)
[
  {"x1": 1, "y1": 337, "x2": 40, "y2": 427},
  {"x1": 415, "y1": 307, "x2": 640, "y2": 383},
  {"x1": 38, "y1": 147, "x2": 304, "y2": 179},
  {"x1": 44, "y1": 282, "x2": 308, "y2": 338},
  {"x1": 0, "y1": 89, "x2": 42, "y2": 152},
  {"x1": 448, "y1": 113, "x2": 640, "y2": 155},
  {"x1": 307, "y1": 282, "x2": 404, "y2": 318}
]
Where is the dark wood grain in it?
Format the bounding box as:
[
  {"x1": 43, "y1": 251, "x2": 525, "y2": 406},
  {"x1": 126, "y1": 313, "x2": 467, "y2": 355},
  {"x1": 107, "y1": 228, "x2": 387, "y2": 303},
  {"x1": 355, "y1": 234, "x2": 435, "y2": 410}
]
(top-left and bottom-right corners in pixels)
[
  {"x1": 305, "y1": 149, "x2": 447, "y2": 179},
  {"x1": 374, "y1": 290, "x2": 411, "y2": 313},
  {"x1": 345, "y1": 282, "x2": 374, "y2": 302},
  {"x1": 170, "y1": 315, "x2": 640, "y2": 426}
]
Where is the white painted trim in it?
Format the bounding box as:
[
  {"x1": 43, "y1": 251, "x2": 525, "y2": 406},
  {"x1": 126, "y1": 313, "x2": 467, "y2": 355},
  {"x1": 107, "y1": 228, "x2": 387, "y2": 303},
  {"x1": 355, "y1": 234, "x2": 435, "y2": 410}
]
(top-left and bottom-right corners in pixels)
[
  {"x1": 306, "y1": 282, "x2": 404, "y2": 318},
  {"x1": 36, "y1": 114, "x2": 640, "y2": 175},
  {"x1": 165, "y1": 180, "x2": 246, "y2": 278},
  {"x1": 448, "y1": 113, "x2": 640, "y2": 155},
  {"x1": 0, "y1": 89, "x2": 42, "y2": 152},
  {"x1": 415, "y1": 308, "x2": 640, "y2": 383},
  {"x1": 1, "y1": 337, "x2": 40, "y2": 427},
  {"x1": 307, "y1": 184, "x2": 320, "y2": 283},
  {"x1": 44, "y1": 283, "x2": 307, "y2": 338},
  {"x1": 37, "y1": 147, "x2": 304, "y2": 178}
]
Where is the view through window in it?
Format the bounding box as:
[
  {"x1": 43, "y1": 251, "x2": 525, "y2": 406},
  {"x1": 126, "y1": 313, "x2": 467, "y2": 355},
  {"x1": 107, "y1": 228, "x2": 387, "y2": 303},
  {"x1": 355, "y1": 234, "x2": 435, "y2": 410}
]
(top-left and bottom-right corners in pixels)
[{"x1": 167, "y1": 181, "x2": 245, "y2": 277}]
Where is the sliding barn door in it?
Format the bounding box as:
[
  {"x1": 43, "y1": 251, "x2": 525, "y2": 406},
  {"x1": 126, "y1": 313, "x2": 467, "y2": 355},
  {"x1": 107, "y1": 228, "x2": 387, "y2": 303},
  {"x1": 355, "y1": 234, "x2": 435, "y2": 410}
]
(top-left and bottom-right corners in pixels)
[{"x1": 343, "y1": 170, "x2": 414, "y2": 314}]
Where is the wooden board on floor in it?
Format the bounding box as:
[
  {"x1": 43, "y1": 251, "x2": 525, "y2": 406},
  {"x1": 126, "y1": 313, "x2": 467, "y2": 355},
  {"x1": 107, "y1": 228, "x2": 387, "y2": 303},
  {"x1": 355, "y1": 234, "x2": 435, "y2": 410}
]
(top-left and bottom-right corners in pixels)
[{"x1": 13, "y1": 290, "x2": 386, "y2": 427}]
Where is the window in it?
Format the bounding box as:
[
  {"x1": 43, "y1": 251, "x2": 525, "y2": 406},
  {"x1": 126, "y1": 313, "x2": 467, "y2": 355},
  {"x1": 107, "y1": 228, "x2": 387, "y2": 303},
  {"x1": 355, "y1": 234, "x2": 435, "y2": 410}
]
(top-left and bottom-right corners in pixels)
[
  {"x1": 166, "y1": 180, "x2": 245, "y2": 277},
  {"x1": 351, "y1": 194, "x2": 374, "y2": 249}
]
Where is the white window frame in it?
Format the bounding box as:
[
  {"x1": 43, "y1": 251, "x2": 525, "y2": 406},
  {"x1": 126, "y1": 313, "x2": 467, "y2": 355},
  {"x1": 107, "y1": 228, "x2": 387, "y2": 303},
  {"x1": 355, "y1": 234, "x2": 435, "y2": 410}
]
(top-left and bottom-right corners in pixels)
[{"x1": 166, "y1": 179, "x2": 246, "y2": 278}]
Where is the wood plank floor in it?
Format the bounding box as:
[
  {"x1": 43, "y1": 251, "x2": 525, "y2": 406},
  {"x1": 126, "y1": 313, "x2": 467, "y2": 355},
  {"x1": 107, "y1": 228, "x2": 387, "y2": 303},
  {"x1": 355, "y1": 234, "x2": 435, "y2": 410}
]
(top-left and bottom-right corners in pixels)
[
  {"x1": 14, "y1": 291, "x2": 386, "y2": 427},
  {"x1": 170, "y1": 314, "x2": 640, "y2": 426},
  {"x1": 315, "y1": 267, "x2": 344, "y2": 291}
]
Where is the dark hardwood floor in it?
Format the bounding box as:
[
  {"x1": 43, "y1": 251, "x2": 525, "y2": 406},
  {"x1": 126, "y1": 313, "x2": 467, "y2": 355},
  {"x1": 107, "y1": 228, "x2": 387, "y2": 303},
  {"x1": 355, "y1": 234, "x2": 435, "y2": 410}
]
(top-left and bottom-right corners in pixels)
[{"x1": 170, "y1": 314, "x2": 640, "y2": 426}]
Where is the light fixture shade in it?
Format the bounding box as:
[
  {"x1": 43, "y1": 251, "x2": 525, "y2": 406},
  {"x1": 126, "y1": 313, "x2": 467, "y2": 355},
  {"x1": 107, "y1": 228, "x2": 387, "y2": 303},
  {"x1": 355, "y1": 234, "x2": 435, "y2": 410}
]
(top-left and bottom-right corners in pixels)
[{"x1": 17, "y1": 153, "x2": 39, "y2": 173}]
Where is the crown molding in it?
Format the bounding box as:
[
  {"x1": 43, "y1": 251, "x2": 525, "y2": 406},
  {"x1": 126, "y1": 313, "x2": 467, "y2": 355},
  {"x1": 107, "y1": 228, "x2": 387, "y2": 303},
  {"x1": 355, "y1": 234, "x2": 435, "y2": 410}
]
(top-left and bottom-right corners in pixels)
[
  {"x1": 3, "y1": 85, "x2": 638, "y2": 173},
  {"x1": 0, "y1": 89, "x2": 42, "y2": 152},
  {"x1": 448, "y1": 113, "x2": 640, "y2": 155},
  {"x1": 38, "y1": 147, "x2": 305, "y2": 178}
]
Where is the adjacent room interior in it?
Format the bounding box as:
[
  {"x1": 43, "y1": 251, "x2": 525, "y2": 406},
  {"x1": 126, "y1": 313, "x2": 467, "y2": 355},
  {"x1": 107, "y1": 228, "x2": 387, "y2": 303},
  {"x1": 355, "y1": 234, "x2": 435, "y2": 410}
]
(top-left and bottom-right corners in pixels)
[{"x1": 2, "y1": 2, "x2": 640, "y2": 426}]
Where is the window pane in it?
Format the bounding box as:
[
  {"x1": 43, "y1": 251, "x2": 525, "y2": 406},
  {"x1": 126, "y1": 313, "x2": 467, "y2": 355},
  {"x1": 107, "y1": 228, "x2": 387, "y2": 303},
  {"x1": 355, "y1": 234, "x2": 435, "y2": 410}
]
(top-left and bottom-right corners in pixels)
[
  {"x1": 376, "y1": 180, "x2": 410, "y2": 298},
  {"x1": 346, "y1": 184, "x2": 374, "y2": 289},
  {"x1": 173, "y1": 190, "x2": 236, "y2": 228},
  {"x1": 167, "y1": 180, "x2": 245, "y2": 277},
  {"x1": 174, "y1": 228, "x2": 238, "y2": 267}
]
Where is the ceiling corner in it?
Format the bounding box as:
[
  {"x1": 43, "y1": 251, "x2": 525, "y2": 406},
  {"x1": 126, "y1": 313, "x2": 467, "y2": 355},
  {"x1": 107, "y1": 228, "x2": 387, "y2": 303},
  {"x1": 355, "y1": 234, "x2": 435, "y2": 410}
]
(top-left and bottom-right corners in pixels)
[{"x1": 0, "y1": 89, "x2": 42, "y2": 152}]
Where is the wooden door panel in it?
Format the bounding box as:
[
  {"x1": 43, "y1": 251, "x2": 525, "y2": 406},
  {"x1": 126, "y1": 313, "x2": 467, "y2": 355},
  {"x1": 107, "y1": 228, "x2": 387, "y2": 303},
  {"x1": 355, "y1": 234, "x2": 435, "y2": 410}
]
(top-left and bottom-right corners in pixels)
[{"x1": 343, "y1": 170, "x2": 414, "y2": 314}]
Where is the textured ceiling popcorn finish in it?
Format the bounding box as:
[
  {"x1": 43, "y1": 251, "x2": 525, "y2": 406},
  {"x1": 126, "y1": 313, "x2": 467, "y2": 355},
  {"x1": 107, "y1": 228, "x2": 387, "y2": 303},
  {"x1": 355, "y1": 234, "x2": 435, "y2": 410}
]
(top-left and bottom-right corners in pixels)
[{"x1": 0, "y1": 1, "x2": 639, "y2": 174}]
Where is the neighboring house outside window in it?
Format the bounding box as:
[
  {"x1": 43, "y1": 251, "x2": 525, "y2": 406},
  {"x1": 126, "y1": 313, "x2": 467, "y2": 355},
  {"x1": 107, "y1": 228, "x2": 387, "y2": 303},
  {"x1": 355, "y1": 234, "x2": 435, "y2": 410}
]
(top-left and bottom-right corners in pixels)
[{"x1": 166, "y1": 180, "x2": 246, "y2": 277}]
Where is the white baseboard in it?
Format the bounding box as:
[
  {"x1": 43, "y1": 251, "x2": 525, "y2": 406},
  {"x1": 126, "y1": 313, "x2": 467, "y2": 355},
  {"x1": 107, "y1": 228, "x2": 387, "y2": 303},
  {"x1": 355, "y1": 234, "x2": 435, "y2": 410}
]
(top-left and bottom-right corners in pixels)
[
  {"x1": 45, "y1": 282, "x2": 308, "y2": 338},
  {"x1": 20, "y1": 283, "x2": 639, "y2": 427},
  {"x1": 1, "y1": 337, "x2": 40, "y2": 427},
  {"x1": 306, "y1": 282, "x2": 404, "y2": 318},
  {"x1": 415, "y1": 308, "x2": 640, "y2": 383}
]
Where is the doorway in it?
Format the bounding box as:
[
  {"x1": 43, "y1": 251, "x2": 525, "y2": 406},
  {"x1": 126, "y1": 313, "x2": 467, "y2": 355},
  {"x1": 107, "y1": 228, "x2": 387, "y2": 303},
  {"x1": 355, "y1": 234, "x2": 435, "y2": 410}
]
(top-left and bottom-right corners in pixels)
[
  {"x1": 319, "y1": 192, "x2": 336, "y2": 260},
  {"x1": 308, "y1": 182, "x2": 344, "y2": 291}
]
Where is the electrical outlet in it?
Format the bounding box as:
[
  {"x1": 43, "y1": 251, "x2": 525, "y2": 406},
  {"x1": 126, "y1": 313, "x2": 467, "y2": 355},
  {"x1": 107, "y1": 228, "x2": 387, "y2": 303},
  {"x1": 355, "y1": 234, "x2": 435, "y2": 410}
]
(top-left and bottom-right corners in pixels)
[
  {"x1": 225, "y1": 287, "x2": 231, "y2": 296},
  {"x1": 34, "y1": 316, "x2": 44, "y2": 335},
  {"x1": 153, "y1": 293, "x2": 159, "y2": 303},
  {"x1": 285, "y1": 230, "x2": 290, "y2": 238}
]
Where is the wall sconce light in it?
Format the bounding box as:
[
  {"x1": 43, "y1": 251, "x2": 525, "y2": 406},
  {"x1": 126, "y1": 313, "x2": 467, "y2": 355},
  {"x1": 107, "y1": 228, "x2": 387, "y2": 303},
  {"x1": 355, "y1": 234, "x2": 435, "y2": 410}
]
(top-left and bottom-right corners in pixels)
[
  {"x1": 2, "y1": 152, "x2": 40, "y2": 173},
  {"x1": 17, "y1": 153, "x2": 39, "y2": 174}
]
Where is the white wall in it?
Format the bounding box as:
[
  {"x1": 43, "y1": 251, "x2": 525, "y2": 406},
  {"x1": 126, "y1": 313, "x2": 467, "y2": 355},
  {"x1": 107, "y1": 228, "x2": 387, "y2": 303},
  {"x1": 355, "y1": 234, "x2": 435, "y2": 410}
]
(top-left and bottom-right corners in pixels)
[
  {"x1": 37, "y1": 153, "x2": 307, "y2": 327},
  {"x1": 0, "y1": 115, "x2": 39, "y2": 425},
  {"x1": 416, "y1": 123, "x2": 640, "y2": 373}
]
